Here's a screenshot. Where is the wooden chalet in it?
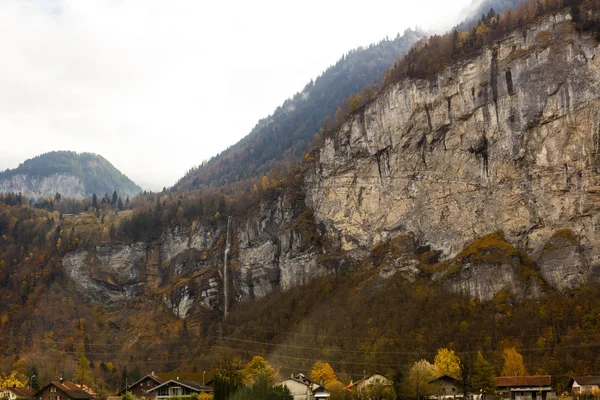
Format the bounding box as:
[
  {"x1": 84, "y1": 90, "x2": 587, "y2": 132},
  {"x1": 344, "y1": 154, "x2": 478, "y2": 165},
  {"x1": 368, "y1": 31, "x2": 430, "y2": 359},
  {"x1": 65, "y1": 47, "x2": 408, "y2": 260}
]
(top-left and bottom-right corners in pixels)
[
  {"x1": 429, "y1": 375, "x2": 462, "y2": 399},
  {"x1": 34, "y1": 381, "x2": 94, "y2": 400},
  {"x1": 118, "y1": 374, "x2": 163, "y2": 398}
]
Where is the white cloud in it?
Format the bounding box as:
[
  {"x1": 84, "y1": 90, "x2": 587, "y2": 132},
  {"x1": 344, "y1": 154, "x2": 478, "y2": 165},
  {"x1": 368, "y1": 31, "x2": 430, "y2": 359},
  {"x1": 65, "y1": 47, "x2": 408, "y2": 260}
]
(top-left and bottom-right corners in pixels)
[{"x1": 0, "y1": 0, "x2": 473, "y2": 190}]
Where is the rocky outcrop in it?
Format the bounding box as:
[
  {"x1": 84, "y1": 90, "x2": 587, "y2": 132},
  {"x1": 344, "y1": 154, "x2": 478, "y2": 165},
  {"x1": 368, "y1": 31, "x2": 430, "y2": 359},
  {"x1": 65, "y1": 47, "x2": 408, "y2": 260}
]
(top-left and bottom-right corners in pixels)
[
  {"x1": 234, "y1": 191, "x2": 324, "y2": 300},
  {"x1": 305, "y1": 12, "x2": 600, "y2": 296},
  {"x1": 0, "y1": 173, "x2": 85, "y2": 199},
  {"x1": 536, "y1": 229, "x2": 598, "y2": 290},
  {"x1": 62, "y1": 243, "x2": 146, "y2": 303}
]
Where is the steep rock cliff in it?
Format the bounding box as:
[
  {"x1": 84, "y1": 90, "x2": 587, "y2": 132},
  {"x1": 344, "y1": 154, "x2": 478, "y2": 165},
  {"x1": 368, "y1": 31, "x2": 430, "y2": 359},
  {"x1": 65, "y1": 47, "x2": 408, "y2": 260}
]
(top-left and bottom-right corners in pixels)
[
  {"x1": 305, "y1": 12, "x2": 600, "y2": 293},
  {"x1": 0, "y1": 173, "x2": 85, "y2": 199},
  {"x1": 61, "y1": 14, "x2": 600, "y2": 313}
]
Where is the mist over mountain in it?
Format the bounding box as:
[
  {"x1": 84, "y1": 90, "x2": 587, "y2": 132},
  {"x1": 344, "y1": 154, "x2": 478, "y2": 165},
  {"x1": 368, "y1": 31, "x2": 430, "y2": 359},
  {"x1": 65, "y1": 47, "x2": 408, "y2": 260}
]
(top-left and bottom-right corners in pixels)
[{"x1": 459, "y1": 0, "x2": 523, "y2": 28}]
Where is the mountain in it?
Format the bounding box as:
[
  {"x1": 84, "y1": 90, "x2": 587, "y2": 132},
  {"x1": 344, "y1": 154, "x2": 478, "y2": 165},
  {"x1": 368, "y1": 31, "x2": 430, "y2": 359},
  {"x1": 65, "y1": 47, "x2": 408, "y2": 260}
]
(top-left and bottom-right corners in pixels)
[
  {"x1": 175, "y1": 30, "x2": 423, "y2": 191},
  {"x1": 0, "y1": 151, "x2": 142, "y2": 199},
  {"x1": 3, "y1": 1, "x2": 600, "y2": 392}
]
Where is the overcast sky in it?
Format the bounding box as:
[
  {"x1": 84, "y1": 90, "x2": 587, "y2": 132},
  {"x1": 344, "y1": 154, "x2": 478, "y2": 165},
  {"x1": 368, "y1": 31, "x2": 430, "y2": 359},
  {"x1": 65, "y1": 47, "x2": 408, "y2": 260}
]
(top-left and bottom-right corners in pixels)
[{"x1": 0, "y1": 0, "x2": 477, "y2": 190}]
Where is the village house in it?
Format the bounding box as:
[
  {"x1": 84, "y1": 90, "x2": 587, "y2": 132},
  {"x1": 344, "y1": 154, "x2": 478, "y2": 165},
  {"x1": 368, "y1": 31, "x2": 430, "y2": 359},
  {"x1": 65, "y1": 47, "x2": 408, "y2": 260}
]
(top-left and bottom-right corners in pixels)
[
  {"x1": 277, "y1": 374, "x2": 330, "y2": 400},
  {"x1": 118, "y1": 374, "x2": 163, "y2": 398},
  {"x1": 344, "y1": 373, "x2": 393, "y2": 398},
  {"x1": 146, "y1": 379, "x2": 212, "y2": 399},
  {"x1": 0, "y1": 386, "x2": 35, "y2": 400},
  {"x1": 495, "y1": 376, "x2": 554, "y2": 400},
  {"x1": 429, "y1": 375, "x2": 463, "y2": 399},
  {"x1": 34, "y1": 381, "x2": 94, "y2": 400},
  {"x1": 568, "y1": 377, "x2": 600, "y2": 395}
]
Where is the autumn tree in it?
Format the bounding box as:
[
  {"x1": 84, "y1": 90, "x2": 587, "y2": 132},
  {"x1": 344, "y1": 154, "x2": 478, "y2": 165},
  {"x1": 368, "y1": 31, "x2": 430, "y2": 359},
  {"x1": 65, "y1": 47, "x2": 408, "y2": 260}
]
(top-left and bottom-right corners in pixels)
[
  {"x1": 325, "y1": 380, "x2": 346, "y2": 400},
  {"x1": 404, "y1": 359, "x2": 437, "y2": 400},
  {"x1": 434, "y1": 348, "x2": 460, "y2": 378},
  {"x1": 501, "y1": 347, "x2": 526, "y2": 376},
  {"x1": 311, "y1": 361, "x2": 337, "y2": 386},
  {"x1": 361, "y1": 381, "x2": 396, "y2": 400},
  {"x1": 76, "y1": 354, "x2": 93, "y2": 387},
  {"x1": 243, "y1": 356, "x2": 275, "y2": 386}
]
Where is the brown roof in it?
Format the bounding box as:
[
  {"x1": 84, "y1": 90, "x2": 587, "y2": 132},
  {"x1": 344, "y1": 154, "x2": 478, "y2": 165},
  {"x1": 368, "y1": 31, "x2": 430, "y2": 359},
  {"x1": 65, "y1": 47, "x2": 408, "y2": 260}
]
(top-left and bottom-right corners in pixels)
[
  {"x1": 118, "y1": 374, "x2": 163, "y2": 395},
  {"x1": 495, "y1": 376, "x2": 552, "y2": 387},
  {"x1": 570, "y1": 376, "x2": 600, "y2": 386},
  {"x1": 430, "y1": 375, "x2": 460, "y2": 384},
  {"x1": 4, "y1": 387, "x2": 36, "y2": 397},
  {"x1": 37, "y1": 382, "x2": 92, "y2": 399}
]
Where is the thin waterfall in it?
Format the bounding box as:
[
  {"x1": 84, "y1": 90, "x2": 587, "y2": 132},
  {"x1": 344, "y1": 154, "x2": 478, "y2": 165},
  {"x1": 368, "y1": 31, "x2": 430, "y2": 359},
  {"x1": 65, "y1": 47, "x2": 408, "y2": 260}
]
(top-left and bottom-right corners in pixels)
[{"x1": 223, "y1": 216, "x2": 232, "y2": 320}]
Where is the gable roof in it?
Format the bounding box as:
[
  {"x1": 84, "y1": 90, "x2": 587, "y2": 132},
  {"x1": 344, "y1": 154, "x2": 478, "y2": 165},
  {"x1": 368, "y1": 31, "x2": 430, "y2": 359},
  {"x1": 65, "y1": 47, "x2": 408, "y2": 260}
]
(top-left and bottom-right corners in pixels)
[
  {"x1": 146, "y1": 379, "x2": 212, "y2": 393},
  {"x1": 118, "y1": 374, "x2": 163, "y2": 395},
  {"x1": 3, "y1": 387, "x2": 36, "y2": 397},
  {"x1": 569, "y1": 377, "x2": 600, "y2": 387},
  {"x1": 495, "y1": 376, "x2": 552, "y2": 388},
  {"x1": 429, "y1": 375, "x2": 460, "y2": 385},
  {"x1": 35, "y1": 382, "x2": 92, "y2": 400}
]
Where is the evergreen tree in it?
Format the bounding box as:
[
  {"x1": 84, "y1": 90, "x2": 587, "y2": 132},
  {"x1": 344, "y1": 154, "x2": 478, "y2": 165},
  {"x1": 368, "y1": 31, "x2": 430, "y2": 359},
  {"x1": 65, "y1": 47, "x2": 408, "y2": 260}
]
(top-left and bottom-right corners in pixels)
[
  {"x1": 117, "y1": 197, "x2": 124, "y2": 211},
  {"x1": 472, "y1": 351, "x2": 495, "y2": 393},
  {"x1": 112, "y1": 191, "x2": 118, "y2": 206},
  {"x1": 92, "y1": 193, "x2": 98, "y2": 209}
]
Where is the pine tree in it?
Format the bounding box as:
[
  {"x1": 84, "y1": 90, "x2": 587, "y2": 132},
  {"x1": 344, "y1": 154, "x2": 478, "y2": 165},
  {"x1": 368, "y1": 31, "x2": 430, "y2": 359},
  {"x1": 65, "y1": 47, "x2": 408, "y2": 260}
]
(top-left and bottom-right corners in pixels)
[{"x1": 472, "y1": 351, "x2": 495, "y2": 394}]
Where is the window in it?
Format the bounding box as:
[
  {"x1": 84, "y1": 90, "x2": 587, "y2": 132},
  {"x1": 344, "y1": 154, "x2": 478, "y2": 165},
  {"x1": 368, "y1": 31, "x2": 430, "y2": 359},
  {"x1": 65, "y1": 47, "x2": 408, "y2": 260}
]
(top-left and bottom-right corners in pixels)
[
  {"x1": 169, "y1": 387, "x2": 182, "y2": 397},
  {"x1": 50, "y1": 388, "x2": 57, "y2": 393},
  {"x1": 57, "y1": 395, "x2": 61, "y2": 400},
  {"x1": 147, "y1": 382, "x2": 151, "y2": 387}
]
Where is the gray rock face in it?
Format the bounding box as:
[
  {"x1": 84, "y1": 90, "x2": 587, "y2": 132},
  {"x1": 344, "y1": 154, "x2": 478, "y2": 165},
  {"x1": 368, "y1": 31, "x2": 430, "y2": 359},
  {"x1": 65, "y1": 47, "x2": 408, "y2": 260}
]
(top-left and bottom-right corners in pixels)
[
  {"x1": 537, "y1": 230, "x2": 591, "y2": 290},
  {"x1": 440, "y1": 262, "x2": 540, "y2": 301},
  {"x1": 0, "y1": 173, "x2": 85, "y2": 199},
  {"x1": 62, "y1": 243, "x2": 146, "y2": 303},
  {"x1": 235, "y1": 192, "x2": 323, "y2": 300},
  {"x1": 305, "y1": 12, "x2": 600, "y2": 296}
]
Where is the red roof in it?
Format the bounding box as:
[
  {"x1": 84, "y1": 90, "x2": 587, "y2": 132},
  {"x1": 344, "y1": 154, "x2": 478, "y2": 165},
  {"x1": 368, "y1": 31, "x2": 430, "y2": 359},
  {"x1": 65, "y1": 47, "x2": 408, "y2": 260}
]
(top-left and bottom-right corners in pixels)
[{"x1": 495, "y1": 376, "x2": 552, "y2": 387}]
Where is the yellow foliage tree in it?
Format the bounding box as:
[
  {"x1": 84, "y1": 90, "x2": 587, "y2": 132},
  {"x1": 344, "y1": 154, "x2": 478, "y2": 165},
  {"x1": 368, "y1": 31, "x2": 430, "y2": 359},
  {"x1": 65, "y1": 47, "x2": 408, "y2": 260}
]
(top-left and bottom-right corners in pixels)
[
  {"x1": 243, "y1": 356, "x2": 275, "y2": 385},
  {"x1": 434, "y1": 348, "x2": 460, "y2": 378},
  {"x1": 0, "y1": 371, "x2": 26, "y2": 388},
  {"x1": 261, "y1": 176, "x2": 270, "y2": 192},
  {"x1": 325, "y1": 380, "x2": 345, "y2": 400},
  {"x1": 311, "y1": 361, "x2": 337, "y2": 386},
  {"x1": 501, "y1": 347, "x2": 526, "y2": 376}
]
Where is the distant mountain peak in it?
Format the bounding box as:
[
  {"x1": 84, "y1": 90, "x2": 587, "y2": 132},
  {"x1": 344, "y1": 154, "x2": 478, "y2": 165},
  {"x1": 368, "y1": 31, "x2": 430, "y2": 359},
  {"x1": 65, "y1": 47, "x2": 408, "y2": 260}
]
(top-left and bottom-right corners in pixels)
[{"x1": 0, "y1": 151, "x2": 142, "y2": 199}]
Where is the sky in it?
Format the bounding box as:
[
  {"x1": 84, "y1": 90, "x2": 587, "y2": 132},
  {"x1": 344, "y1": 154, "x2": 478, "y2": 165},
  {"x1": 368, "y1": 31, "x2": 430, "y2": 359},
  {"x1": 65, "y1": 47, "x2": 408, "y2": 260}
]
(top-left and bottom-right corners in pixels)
[{"x1": 0, "y1": 0, "x2": 476, "y2": 191}]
